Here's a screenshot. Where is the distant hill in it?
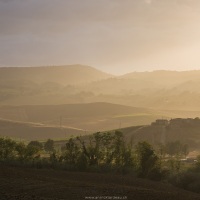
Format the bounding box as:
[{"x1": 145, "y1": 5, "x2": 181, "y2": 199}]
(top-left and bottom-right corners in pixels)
[
  {"x1": 76, "y1": 70, "x2": 200, "y2": 110},
  {"x1": 1, "y1": 102, "x2": 200, "y2": 134},
  {"x1": 120, "y1": 118, "x2": 200, "y2": 150},
  {"x1": 120, "y1": 70, "x2": 200, "y2": 86},
  {"x1": 0, "y1": 65, "x2": 112, "y2": 85},
  {"x1": 85, "y1": 70, "x2": 200, "y2": 95},
  {"x1": 0, "y1": 65, "x2": 113, "y2": 105},
  {"x1": 0, "y1": 102, "x2": 166, "y2": 134},
  {"x1": 2, "y1": 68, "x2": 200, "y2": 110},
  {"x1": 0, "y1": 118, "x2": 84, "y2": 140}
]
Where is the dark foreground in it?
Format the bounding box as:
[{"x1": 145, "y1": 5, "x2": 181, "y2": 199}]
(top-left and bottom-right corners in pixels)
[{"x1": 1, "y1": 165, "x2": 200, "y2": 200}]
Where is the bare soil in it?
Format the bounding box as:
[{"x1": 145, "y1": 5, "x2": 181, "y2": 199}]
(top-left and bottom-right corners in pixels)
[{"x1": 0, "y1": 165, "x2": 200, "y2": 200}]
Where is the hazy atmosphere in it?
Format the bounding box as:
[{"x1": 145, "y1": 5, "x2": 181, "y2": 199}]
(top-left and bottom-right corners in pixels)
[
  {"x1": 2, "y1": 1, "x2": 200, "y2": 200},
  {"x1": 1, "y1": 0, "x2": 200, "y2": 74}
]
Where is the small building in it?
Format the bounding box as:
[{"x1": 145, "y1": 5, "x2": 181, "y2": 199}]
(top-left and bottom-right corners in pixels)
[{"x1": 151, "y1": 119, "x2": 169, "y2": 126}]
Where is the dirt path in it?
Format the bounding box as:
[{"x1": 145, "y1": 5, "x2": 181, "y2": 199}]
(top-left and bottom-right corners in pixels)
[{"x1": 1, "y1": 165, "x2": 200, "y2": 200}]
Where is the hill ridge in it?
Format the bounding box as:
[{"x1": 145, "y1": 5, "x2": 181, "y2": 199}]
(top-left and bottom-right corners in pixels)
[{"x1": 0, "y1": 65, "x2": 113, "y2": 85}]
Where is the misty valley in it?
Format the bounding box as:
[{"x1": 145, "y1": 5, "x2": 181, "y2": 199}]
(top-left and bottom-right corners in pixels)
[
  {"x1": 3, "y1": 0, "x2": 200, "y2": 198},
  {"x1": 1, "y1": 66, "x2": 200, "y2": 199}
]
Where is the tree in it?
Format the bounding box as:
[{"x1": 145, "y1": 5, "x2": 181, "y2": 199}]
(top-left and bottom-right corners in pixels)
[
  {"x1": 0, "y1": 138, "x2": 16, "y2": 160},
  {"x1": 77, "y1": 135, "x2": 97, "y2": 166},
  {"x1": 16, "y1": 142, "x2": 40, "y2": 161},
  {"x1": 166, "y1": 141, "x2": 189, "y2": 157},
  {"x1": 28, "y1": 141, "x2": 43, "y2": 151},
  {"x1": 44, "y1": 139, "x2": 54, "y2": 153},
  {"x1": 64, "y1": 138, "x2": 80, "y2": 165},
  {"x1": 112, "y1": 131, "x2": 133, "y2": 168},
  {"x1": 166, "y1": 141, "x2": 182, "y2": 156},
  {"x1": 76, "y1": 131, "x2": 134, "y2": 170},
  {"x1": 182, "y1": 144, "x2": 189, "y2": 158},
  {"x1": 100, "y1": 132, "x2": 115, "y2": 165},
  {"x1": 194, "y1": 155, "x2": 200, "y2": 172},
  {"x1": 135, "y1": 141, "x2": 160, "y2": 179}
]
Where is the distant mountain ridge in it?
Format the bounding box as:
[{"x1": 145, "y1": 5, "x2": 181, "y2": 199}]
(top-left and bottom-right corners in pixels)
[
  {"x1": 1, "y1": 66, "x2": 200, "y2": 110},
  {"x1": 0, "y1": 65, "x2": 112, "y2": 85}
]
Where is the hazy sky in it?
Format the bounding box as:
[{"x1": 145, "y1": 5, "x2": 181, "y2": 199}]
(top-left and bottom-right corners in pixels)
[{"x1": 1, "y1": 0, "x2": 200, "y2": 74}]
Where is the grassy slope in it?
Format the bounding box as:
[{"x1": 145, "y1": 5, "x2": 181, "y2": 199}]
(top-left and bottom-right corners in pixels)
[
  {"x1": 0, "y1": 119, "x2": 84, "y2": 140},
  {"x1": 1, "y1": 102, "x2": 200, "y2": 140},
  {"x1": 0, "y1": 103, "x2": 160, "y2": 133},
  {"x1": 119, "y1": 121, "x2": 200, "y2": 149}
]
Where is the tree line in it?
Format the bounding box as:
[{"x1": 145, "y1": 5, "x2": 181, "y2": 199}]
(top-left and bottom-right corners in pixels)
[{"x1": 1, "y1": 131, "x2": 200, "y2": 193}]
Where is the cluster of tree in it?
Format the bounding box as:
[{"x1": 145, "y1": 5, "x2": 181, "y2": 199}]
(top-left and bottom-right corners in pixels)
[
  {"x1": 1, "y1": 132, "x2": 199, "y2": 183},
  {"x1": 165, "y1": 141, "x2": 189, "y2": 157},
  {"x1": 0, "y1": 132, "x2": 163, "y2": 179},
  {"x1": 62, "y1": 131, "x2": 134, "y2": 170},
  {"x1": 59, "y1": 131, "x2": 163, "y2": 179},
  {"x1": 0, "y1": 138, "x2": 54, "y2": 162}
]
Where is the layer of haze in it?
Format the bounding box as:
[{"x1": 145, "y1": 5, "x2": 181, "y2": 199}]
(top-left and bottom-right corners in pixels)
[{"x1": 1, "y1": 0, "x2": 200, "y2": 74}]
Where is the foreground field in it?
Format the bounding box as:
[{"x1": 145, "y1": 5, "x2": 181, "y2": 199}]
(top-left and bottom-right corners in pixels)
[{"x1": 1, "y1": 166, "x2": 200, "y2": 200}]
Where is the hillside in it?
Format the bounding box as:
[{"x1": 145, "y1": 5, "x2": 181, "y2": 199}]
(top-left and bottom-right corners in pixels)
[
  {"x1": 0, "y1": 119, "x2": 84, "y2": 140},
  {"x1": 77, "y1": 70, "x2": 200, "y2": 110},
  {"x1": 1, "y1": 103, "x2": 200, "y2": 140},
  {"x1": 0, "y1": 103, "x2": 160, "y2": 134},
  {"x1": 120, "y1": 70, "x2": 200, "y2": 86},
  {"x1": 0, "y1": 65, "x2": 112, "y2": 85},
  {"x1": 1, "y1": 166, "x2": 200, "y2": 200},
  {"x1": 0, "y1": 65, "x2": 113, "y2": 105},
  {"x1": 2, "y1": 68, "x2": 200, "y2": 110},
  {"x1": 120, "y1": 118, "x2": 200, "y2": 150}
]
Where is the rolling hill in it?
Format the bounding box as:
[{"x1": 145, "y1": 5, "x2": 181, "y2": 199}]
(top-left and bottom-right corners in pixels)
[
  {"x1": 75, "y1": 70, "x2": 200, "y2": 110},
  {"x1": 119, "y1": 118, "x2": 200, "y2": 150},
  {"x1": 2, "y1": 67, "x2": 200, "y2": 110},
  {"x1": 0, "y1": 65, "x2": 112, "y2": 105},
  {"x1": 1, "y1": 102, "x2": 200, "y2": 140},
  {"x1": 0, "y1": 65, "x2": 112, "y2": 85},
  {"x1": 120, "y1": 70, "x2": 200, "y2": 86},
  {"x1": 0, "y1": 118, "x2": 85, "y2": 140},
  {"x1": 2, "y1": 66, "x2": 200, "y2": 136},
  {"x1": 0, "y1": 103, "x2": 159, "y2": 134}
]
